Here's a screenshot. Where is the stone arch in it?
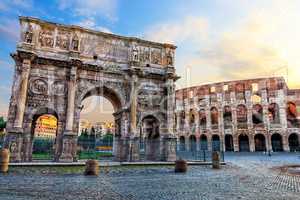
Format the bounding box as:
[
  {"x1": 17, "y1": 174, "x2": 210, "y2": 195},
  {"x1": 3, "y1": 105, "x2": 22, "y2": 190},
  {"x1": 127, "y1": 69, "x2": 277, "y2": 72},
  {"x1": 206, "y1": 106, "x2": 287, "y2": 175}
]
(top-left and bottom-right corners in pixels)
[
  {"x1": 212, "y1": 134, "x2": 220, "y2": 151},
  {"x1": 141, "y1": 115, "x2": 161, "y2": 161},
  {"x1": 179, "y1": 111, "x2": 185, "y2": 130},
  {"x1": 237, "y1": 104, "x2": 247, "y2": 129},
  {"x1": 252, "y1": 104, "x2": 263, "y2": 126},
  {"x1": 140, "y1": 115, "x2": 160, "y2": 139},
  {"x1": 287, "y1": 102, "x2": 299, "y2": 128},
  {"x1": 189, "y1": 135, "x2": 197, "y2": 152},
  {"x1": 225, "y1": 134, "x2": 234, "y2": 151},
  {"x1": 29, "y1": 107, "x2": 60, "y2": 161},
  {"x1": 238, "y1": 134, "x2": 250, "y2": 152},
  {"x1": 210, "y1": 107, "x2": 218, "y2": 129},
  {"x1": 79, "y1": 85, "x2": 124, "y2": 111},
  {"x1": 268, "y1": 103, "x2": 280, "y2": 124},
  {"x1": 179, "y1": 136, "x2": 186, "y2": 151},
  {"x1": 200, "y1": 134, "x2": 208, "y2": 150},
  {"x1": 271, "y1": 133, "x2": 283, "y2": 152},
  {"x1": 288, "y1": 133, "x2": 299, "y2": 152},
  {"x1": 199, "y1": 109, "x2": 207, "y2": 129},
  {"x1": 223, "y1": 106, "x2": 232, "y2": 129},
  {"x1": 189, "y1": 109, "x2": 196, "y2": 128},
  {"x1": 254, "y1": 134, "x2": 266, "y2": 151}
]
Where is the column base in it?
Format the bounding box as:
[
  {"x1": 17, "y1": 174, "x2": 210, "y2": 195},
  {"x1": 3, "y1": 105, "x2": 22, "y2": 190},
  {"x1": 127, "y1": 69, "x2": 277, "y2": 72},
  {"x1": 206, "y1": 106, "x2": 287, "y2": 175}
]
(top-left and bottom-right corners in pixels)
[
  {"x1": 160, "y1": 137, "x2": 177, "y2": 161},
  {"x1": 4, "y1": 130, "x2": 24, "y2": 163},
  {"x1": 113, "y1": 138, "x2": 130, "y2": 162},
  {"x1": 58, "y1": 134, "x2": 77, "y2": 162},
  {"x1": 146, "y1": 138, "x2": 160, "y2": 161}
]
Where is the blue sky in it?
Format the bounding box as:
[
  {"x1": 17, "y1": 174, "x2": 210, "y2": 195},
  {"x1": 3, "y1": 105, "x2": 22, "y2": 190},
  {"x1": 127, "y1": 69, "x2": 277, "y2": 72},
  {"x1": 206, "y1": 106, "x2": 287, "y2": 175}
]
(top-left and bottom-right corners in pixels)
[{"x1": 1, "y1": 0, "x2": 300, "y2": 119}]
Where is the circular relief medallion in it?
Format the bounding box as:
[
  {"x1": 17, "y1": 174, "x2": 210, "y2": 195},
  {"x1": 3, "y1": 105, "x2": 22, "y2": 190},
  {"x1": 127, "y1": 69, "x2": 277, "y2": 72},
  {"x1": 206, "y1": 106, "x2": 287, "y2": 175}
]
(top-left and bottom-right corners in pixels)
[{"x1": 30, "y1": 79, "x2": 48, "y2": 95}]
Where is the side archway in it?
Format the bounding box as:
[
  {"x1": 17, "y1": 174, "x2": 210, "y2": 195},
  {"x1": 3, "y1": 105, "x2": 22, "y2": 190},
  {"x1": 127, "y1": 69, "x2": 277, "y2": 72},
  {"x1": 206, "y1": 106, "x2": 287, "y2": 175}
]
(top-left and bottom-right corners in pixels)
[
  {"x1": 239, "y1": 134, "x2": 250, "y2": 152},
  {"x1": 271, "y1": 133, "x2": 283, "y2": 152},
  {"x1": 288, "y1": 133, "x2": 299, "y2": 152},
  {"x1": 254, "y1": 134, "x2": 266, "y2": 152}
]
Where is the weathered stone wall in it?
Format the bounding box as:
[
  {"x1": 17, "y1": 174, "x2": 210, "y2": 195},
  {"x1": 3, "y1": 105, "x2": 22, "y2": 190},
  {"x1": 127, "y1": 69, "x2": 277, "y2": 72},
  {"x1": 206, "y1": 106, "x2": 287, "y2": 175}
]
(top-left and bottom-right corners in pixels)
[{"x1": 175, "y1": 77, "x2": 300, "y2": 152}]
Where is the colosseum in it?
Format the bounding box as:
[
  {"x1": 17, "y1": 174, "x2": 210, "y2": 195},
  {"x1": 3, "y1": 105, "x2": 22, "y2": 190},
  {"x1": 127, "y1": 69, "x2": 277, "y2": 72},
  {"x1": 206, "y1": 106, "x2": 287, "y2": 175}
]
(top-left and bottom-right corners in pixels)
[{"x1": 175, "y1": 77, "x2": 300, "y2": 153}]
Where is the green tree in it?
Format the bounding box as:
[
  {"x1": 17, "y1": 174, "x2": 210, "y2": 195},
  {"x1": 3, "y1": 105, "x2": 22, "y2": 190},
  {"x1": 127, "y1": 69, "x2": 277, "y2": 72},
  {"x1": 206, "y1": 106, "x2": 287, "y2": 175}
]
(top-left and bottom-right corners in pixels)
[{"x1": 0, "y1": 117, "x2": 6, "y2": 132}]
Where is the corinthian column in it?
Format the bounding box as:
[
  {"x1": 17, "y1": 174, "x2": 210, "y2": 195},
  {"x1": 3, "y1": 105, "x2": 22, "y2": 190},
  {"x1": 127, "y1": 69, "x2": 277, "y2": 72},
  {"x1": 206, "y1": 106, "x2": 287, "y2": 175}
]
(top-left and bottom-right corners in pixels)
[
  {"x1": 130, "y1": 74, "x2": 138, "y2": 136},
  {"x1": 14, "y1": 58, "x2": 32, "y2": 129},
  {"x1": 59, "y1": 62, "x2": 78, "y2": 162},
  {"x1": 166, "y1": 78, "x2": 175, "y2": 135},
  {"x1": 64, "y1": 66, "x2": 77, "y2": 134}
]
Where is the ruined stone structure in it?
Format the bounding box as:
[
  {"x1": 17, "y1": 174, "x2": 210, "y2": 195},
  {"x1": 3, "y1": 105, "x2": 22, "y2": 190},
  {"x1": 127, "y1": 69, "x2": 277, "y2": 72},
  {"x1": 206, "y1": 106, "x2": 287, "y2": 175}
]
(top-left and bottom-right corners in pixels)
[
  {"x1": 175, "y1": 77, "x2": 300, "y2": 152},
  {"x1": 4, "y1": 17, "x2": 178, "y2": 162}
]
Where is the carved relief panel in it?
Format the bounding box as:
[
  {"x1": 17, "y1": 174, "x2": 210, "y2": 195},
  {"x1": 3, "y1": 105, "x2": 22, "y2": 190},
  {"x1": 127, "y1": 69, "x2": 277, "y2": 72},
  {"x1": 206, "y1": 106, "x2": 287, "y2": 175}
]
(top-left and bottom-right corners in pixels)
[
  {"x1": 151, "y1": 48, "x2": 162, "y2": 65},
  {"x1": 56, "y1": 30, "x2": 70, "y2": 50},
  {"x1": 39, "y1": 28, "x2": 54, "y2": 48}
]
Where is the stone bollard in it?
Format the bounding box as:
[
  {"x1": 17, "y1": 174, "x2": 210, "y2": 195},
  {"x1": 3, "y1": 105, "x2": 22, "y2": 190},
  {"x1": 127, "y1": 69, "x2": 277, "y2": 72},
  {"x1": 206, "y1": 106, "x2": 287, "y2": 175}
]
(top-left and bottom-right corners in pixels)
[
  {"x1": 84, "y1": 160, "x2": 99, "y2": 176},
  {"x1": 0, "y1": 149, "x2": 10, "y2": 173},
  {"x1": 175, "y1": 159, "x2": 188, "y2": 173},
  {"x1": 212, "y1": 151, "x2": 220, "y2": 169}
]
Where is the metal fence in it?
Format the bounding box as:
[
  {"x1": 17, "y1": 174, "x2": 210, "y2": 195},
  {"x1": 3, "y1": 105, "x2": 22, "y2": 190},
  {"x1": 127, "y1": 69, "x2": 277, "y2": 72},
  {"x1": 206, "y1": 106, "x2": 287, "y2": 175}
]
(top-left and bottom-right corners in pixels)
[{"x1": 30, "y1": 137, "x2": 224, "y2": 162}]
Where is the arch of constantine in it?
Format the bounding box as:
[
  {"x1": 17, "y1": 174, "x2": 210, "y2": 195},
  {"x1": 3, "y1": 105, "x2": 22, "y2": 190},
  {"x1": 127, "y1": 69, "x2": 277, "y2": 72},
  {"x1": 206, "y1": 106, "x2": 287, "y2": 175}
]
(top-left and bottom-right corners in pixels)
[{"x1": 4, "y1": 17, "x2": 178, "y2": 162}]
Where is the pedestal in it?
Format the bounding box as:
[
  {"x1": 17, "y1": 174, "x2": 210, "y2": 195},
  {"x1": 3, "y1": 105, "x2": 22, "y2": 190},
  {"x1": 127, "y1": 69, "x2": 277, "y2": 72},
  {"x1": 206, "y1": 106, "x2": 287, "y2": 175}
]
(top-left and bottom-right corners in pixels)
[
  {"x1": 59, "y1": 134, "x2": 77, "y2": 162},
  {"x1": 114, "y1": 138, "x2": 130, "y2": 162},
  {"x1": 129, "y1": 137, "x2": 140, "y2": 161},
  {"x1": 4, "y1": 129, "x2": 23, "y2": 163},
  {"x1": 146, "y1": 139, "x2": 160, "y2": 161},
  {"x1": 161, "y1": 137, "x2": 177, "y2": 161}
]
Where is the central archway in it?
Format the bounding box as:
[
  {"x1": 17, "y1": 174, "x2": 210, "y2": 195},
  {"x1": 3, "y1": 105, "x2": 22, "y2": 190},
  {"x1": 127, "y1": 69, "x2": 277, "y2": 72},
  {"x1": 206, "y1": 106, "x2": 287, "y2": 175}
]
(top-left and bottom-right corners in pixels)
[{"x1": 77, "y1": 86, "x2": 125, "y2": 161}]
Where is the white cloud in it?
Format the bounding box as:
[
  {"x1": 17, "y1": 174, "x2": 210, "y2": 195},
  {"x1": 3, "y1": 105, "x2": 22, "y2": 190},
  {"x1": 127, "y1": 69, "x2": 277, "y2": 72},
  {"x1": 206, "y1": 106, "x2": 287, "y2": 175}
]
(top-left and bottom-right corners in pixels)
[
  {"x1": 144, "y1": 2, "x2": 300, "y2": 89},
  {"x1": 0, "y1": 18, "x2": 20, "y2": 41},
  {"x1": 58, "y1": 0, "x2": 117, "y2": 22},
  {"x1": 144, "y1": 16, "x2": 208, "y2": 45},
  {"x1": 77, "y1": 17, "x2": 112, "y2": 33},
  {"x1": 0, "y1": 0, "x2": 33, "y2": 11}
]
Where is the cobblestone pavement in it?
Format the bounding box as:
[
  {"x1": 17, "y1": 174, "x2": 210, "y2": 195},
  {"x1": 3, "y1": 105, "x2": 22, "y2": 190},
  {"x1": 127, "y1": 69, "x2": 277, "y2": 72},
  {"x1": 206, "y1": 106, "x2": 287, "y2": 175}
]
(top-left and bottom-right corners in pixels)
[{"x1": 1, "y1": 153, "x2": 300, "y2": 200}]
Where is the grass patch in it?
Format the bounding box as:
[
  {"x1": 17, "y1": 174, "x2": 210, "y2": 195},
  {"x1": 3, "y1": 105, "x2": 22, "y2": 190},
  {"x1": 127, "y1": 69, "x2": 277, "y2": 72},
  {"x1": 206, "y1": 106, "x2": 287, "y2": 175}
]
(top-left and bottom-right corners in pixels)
[
  {"x1": 32, "y1": 153, "x2": 53, "y2": 160},
  {"x1": 78, "y1": 151, "x2": 113, "y2": 160}
]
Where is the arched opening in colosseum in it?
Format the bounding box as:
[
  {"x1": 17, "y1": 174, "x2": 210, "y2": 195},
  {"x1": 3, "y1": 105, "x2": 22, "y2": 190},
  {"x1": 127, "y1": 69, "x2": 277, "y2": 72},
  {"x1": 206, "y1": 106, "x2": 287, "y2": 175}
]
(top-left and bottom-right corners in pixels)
[
  {"x1": 200, "y1": 135, "x2": 208, "y2": 150},
  {"x1": 199, "y1": 109, "x2": 207, "y2": 130},
  {"x1": 252, "y1": 104, "x2": 264, "y2": 127},
  {"x1": 189, "y1": 109, "x2": 196, "y2": 131},
  {"x1": 31, "y1": 109, "x2": 58, "y2": 161},
  {"x1": 225, "y1": 134, "x2": 234, "y2": 151},
  {"x1": 223, "y1": 106, "x2": 232, "y2": 129},
  {"x1": 288, "y1": 133, "x2": 299, "y2": 152},
  {"x1": 237, "y1": 105, "x2": 248, "y2": 129},
  {"x1": 174, "y1": 114, "x2": 177, "y2": 130},
  {"x1": 268, "y1": 103, "x2": 280, "y2": 124},
  {"x1": 179, "y1": 136, "x2": 186, "y2": 151},
  {"x1": 189, "y1": 135, "x2": 197, "y2": 152},
  {"x1": 212, "y1": 135, "x2": 220, "y2": 151},
  {"x1": 210, "y1": 107, "x2": 219, "y2": 129},
  {"x1": 180, "y1": 111, "x2": 185, "y2": 130},
  {"x1": 235, "y1": 83, "x2": 245, "y2": 100},
  {"x1": 271, "y1": 133, "x2": 283, "y2": 152},
  {"x1": 287, "y1": 102, "x2": 300, "y2": 128},
  {"x1": 238, "y1": 134, "x2": 250, "y2": 152},
  {"x1": 254, "y1": 134, "x2": 266, "y2": 152}
]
